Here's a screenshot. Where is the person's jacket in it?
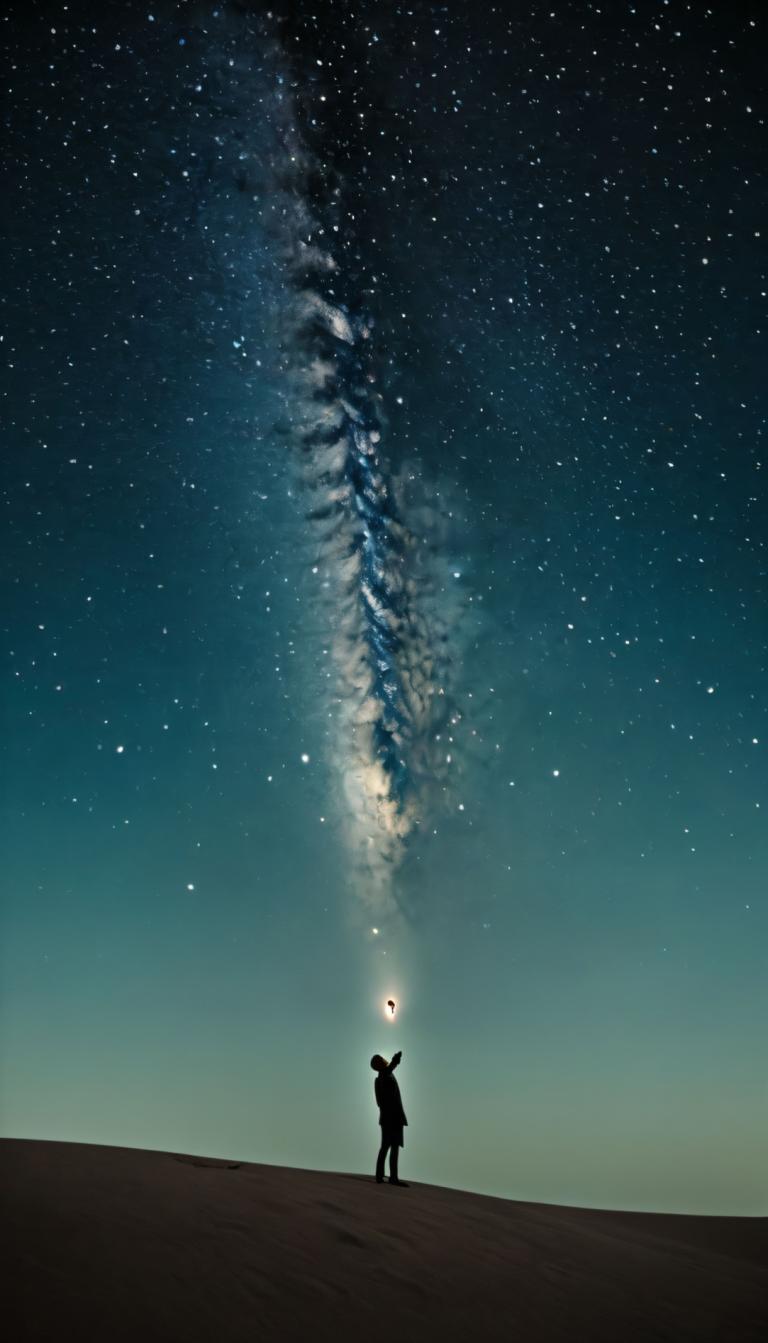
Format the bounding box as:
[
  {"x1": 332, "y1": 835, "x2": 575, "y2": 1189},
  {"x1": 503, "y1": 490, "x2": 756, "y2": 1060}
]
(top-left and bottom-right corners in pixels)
[{"x1": 374, "y1": 1059, "x2": 407, "y2": 1128}]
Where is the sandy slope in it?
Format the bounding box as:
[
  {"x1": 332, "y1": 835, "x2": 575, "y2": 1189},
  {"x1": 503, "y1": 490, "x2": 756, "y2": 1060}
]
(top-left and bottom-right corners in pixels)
[{"x1": 2, "y1": 1139, "x2": 765, "y2": 1342}]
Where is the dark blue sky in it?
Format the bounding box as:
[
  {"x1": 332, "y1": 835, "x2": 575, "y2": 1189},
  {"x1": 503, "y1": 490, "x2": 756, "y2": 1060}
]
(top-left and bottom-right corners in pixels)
[{"x1": 1, "y1": 1, "x2": 766, "y2": 1213}]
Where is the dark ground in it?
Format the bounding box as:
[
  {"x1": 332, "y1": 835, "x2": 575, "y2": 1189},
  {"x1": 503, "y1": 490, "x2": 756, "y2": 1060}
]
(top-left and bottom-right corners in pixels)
[{"x1": 3, "y1": 1139, "x2": 766, "y2": 1342}]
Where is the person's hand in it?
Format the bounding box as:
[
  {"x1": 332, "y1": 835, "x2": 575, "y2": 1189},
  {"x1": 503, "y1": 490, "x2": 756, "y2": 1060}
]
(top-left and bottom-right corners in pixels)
[{"x1": 392, "y1": 1050, "x2": 402, "y2": 1064}]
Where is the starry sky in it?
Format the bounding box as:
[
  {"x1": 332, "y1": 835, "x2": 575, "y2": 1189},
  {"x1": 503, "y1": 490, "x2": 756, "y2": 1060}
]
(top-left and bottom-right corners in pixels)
[{"x1": 1, "y1": 0, "x2": 766, "y2": 1215}]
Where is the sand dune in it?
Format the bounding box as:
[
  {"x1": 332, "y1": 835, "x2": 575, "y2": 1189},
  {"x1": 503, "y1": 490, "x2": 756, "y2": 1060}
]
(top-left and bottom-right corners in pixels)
[{"x1": 2, "y1": 1139, "x2": 765, "y2": 1342}]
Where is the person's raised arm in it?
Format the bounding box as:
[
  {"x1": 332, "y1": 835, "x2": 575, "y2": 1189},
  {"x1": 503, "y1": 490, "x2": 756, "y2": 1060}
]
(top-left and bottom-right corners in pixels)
[{"x1": 387, "y1": 1050, "x2": 402, "y2": 1072}]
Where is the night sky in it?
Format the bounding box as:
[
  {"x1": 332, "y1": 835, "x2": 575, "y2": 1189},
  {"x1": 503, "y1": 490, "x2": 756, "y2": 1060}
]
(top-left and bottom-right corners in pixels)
[{"x1": 2, "y1": 0, "x2": 766, "y2": 1215}]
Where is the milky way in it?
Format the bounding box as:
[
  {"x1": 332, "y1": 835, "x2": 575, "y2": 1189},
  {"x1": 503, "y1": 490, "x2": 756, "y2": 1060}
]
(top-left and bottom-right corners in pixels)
[{"x1": 268, "y1": 81, "x2": 460, "y2": 916}]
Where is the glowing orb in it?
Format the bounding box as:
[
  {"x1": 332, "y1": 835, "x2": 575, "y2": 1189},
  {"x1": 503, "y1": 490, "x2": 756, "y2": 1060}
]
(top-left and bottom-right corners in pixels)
[{"x1": 387, "y1": 998, "x2": 396, "y2": 1017}]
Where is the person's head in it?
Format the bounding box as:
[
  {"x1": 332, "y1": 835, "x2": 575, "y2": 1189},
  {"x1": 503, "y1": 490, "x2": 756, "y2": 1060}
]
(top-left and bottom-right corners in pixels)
[{"x1": 370, "y1": 1054, "x2": 388, "y2": 1072}]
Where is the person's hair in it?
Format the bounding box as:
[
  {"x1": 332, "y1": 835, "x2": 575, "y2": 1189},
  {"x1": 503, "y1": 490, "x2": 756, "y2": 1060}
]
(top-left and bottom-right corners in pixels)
[{"x1": 370, "y1": 1055, "x2": 384, "y2": 1071}]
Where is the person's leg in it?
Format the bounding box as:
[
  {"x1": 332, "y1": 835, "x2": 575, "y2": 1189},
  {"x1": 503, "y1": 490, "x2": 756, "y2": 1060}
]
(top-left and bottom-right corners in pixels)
[
  {"x1": 389, "y1": 1144, "x2": 399, "y2": 1181},
  {"x1": 375, "y1": 1138, "x2": 391, "y2": 1183}
]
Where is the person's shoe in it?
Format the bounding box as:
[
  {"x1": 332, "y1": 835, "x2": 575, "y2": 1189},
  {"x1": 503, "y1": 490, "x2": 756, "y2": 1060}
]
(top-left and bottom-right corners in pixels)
[
  {"x1": 375, "y1": 1176, "x2": 384, "y2": 1183},
  {"x1": 389, "y1": 1179, "x2": 409, "y2": 1186}
]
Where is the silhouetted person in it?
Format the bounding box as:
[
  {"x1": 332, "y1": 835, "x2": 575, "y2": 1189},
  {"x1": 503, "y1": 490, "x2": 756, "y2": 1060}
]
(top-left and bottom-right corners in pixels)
[{"x1": 370, "y1": 1051, "x2": 409, "y2": 1186}]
